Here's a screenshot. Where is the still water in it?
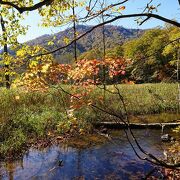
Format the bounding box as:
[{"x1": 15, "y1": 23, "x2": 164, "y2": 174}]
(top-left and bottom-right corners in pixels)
[{"x1": 0, "y1": 129, "x2": 179, "y2": 180}]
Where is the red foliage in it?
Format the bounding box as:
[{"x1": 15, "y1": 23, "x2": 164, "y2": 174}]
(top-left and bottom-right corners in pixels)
[{"x1": 47, "y1": 63, "x2": 71, "y2": 84}]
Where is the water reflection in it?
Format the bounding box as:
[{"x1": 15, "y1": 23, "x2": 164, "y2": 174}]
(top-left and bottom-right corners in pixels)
[{"x1": 0, "y1": 129, "x2": 179, "y2": 180}]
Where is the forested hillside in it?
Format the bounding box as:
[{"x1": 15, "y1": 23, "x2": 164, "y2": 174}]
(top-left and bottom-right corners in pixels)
[
  {"x1": 77, "y1": 25, "x2": 180, "y2": 83},
  {"x1": 25, "y1": 25, "x2": 144, "y2": 63}
]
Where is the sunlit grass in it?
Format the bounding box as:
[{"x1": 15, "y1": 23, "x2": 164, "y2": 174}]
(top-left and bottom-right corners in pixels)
[
  {"x1": 104, "y1": 83, "x2": 178, "y2": 115},
  {"x1": 0, "y1": 83, "x2": 179, "y2": 158}
]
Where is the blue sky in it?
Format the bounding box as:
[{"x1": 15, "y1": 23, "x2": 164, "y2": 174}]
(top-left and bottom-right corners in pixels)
[{"x1": 18, "y1": 0, "x2": 180, "y2": 43}]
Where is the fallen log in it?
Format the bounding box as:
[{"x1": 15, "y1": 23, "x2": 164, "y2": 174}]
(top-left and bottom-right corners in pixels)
[{"x1": 93, "y1": 122, "x2": 180, "y2": 129}]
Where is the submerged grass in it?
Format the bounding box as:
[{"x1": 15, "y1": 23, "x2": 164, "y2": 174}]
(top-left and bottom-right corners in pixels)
[{"x1": 0, "y1": 83, "x2": 179, "y2": 158}]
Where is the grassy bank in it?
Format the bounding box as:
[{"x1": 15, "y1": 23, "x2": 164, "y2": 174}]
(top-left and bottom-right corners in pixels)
[{"x1": 0, "y1": 83, "x2": 179, "y2": 158}]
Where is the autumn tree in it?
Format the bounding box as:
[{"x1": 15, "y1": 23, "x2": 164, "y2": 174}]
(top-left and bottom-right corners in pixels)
[
  {"x1": 0, "y1": 1, "x2": 73, "y2": 89},
  {"x1": 0, "y1": 4, "x2": 27, "y2": 88}
]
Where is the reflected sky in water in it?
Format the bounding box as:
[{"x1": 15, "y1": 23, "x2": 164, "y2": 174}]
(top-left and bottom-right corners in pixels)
[{"x1": 0, "y1": 129, "x2": 179, "y2": 180}]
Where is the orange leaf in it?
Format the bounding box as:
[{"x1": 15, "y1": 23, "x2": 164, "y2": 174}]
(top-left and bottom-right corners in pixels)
[{"x1": 119, "y1": 6, "x2": 125, "y2": 10}]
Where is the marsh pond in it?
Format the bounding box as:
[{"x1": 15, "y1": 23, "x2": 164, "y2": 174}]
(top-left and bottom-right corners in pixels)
[{"x1": 0, "y1": 128, "x2": 179, "y2": 180}]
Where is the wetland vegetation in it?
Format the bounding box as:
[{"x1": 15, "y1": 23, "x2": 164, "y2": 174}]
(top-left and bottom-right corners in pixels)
[
  {"x1": 0, "y1": 83, "x2": 180, "y2": 159},
  {"x1": 0, "y1": 0, "x2": 180, "y2": 179}
]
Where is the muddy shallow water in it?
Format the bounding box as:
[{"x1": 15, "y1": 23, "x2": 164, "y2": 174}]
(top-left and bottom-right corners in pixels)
[{"x1": 0, "y1": 129, "x2": 179, "y2": 180}]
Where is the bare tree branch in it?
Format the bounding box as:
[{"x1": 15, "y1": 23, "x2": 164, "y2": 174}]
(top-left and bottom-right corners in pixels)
[
  {"x1": 81, "y1": 0, "x2": 129, "y2": 21},
  {"x1": 84, "y1": 0, "x2": 98, "y2": 19},
  {"x1": 0, "y1": 0, "x2": 53, "y2": 13},
  {"x1": 27, "y1": 13, "x2": 179, "y2": 59}
]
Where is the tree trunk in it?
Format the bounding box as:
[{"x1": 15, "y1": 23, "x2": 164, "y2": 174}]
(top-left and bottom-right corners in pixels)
[{"x1": 0, "y1": 16, "x2": 10, "y2": 89}]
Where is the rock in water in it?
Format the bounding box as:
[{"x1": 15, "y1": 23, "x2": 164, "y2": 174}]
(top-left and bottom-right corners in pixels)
[
  {"x1": 101, "y1": 128, "x2": 108, "y2": 134},
  {"x1": 58, "y1": 160, "x2": 63, "y2": 167},
  {"x1": 161, "y1": 134, "x2": 173, "y2": 142}
]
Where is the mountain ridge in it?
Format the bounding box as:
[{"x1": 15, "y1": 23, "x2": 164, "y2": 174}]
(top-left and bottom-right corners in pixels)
[
  {"x1": 0, "y1": 25, "x2": 144, "y2": 63},
  {"x1": 25, "y1": 25, "x2": 144, "y2": 63}
]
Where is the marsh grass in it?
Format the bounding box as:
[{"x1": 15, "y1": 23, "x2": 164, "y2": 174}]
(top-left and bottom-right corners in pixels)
[
  {"x1": 91, "y1": 83, "x2": 179, "y2": 115},
  {"x1": 0, "y1": 88, "x2": 70, "y2": 158},
  {"x1": 0, "y1": 83, "x2": 179, "y2": 158}
]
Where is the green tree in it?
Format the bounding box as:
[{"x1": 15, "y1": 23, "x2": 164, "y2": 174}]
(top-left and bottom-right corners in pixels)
[
  {"x1": 123, "y1": 28, "x2": 175, "y2": 82},
  {"x1": 106, "y1": 46, "x2": 124, "y2": 59},
  {"x1": 162, "y1": 26, "x2": 180, "y2": 68}
]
